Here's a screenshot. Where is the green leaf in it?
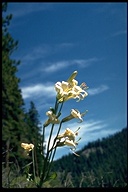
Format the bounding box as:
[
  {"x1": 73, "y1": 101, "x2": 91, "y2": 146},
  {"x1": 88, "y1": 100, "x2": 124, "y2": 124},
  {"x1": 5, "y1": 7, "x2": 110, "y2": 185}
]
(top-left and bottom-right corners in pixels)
[{"x1": 49, "y1": 172, "x2": 57, "y2": 180}]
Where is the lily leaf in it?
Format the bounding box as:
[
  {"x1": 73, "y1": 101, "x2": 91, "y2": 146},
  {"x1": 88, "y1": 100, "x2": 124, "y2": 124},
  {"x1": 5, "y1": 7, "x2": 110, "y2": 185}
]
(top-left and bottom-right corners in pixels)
[{"x1": 49, "y1": 172, "x2": 57, "y2": 180}]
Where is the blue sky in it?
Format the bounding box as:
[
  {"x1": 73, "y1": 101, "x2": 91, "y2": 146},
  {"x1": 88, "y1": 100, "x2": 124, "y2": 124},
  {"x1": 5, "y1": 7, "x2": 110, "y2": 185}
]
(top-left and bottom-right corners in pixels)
[{"x1": 6, "y1": 2, "x2": 127, "y2": 160}]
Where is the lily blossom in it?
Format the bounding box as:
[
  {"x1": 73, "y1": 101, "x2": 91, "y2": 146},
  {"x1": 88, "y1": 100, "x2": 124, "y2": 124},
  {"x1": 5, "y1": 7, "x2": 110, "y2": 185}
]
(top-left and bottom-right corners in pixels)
[
  {"x1": 55, "y1": 71, "x2": 88, "y2": 103},
  {"x1": 43, "y1": 110, "x2": 60, "y2": 127},
  {"x1": 67, "y1": 70, "x2": 78, "y2": 83},
  {"x1": 52, "y1": 127, "x2": 81, "y2": 152},
  {"x1": 64, "y1": 138, "x2": 77, "y2": 149},
  {"x1": 57, "y1": 128, "x2": 77, "y2": 141},
  {"x1": 62, "y1": 109, "x2": 88, "y2": 123},
  {"x1": 54, "y1": 138, "x2": 78, "y2": 150},
  {"x1": 21, "y1": 143, "x2": 34, "y2": 155},
  {"x1": 73, "y1": 83, "x2": 88, "y2": 102},
  {"x1": 71, "y1": 109, "x2": 83, "y2": 122},
  {"x1": 21, "y1": 143, "x2": 34, "y2": 151}
]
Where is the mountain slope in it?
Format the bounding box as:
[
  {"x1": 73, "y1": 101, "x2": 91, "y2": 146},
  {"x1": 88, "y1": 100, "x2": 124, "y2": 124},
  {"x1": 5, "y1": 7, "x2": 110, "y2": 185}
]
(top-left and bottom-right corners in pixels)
[{"x1": 51, "y1": 128, "x2": 127, "y2": 187}]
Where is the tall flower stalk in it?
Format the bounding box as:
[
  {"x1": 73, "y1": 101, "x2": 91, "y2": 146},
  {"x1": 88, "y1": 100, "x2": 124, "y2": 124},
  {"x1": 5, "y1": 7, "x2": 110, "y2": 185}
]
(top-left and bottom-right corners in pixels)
[{"x1": 21, "y1": 70, "x2": 89, "y2": 188}]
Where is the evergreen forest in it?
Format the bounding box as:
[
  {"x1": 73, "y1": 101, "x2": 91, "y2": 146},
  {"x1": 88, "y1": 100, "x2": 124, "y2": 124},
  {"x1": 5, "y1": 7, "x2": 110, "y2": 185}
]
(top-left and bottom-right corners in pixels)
[
  {"x1": 51, "y1": 127, "x2": 127, "y2": 188},
  {"x1": 2, "y1": 3, "x2": 45, "y2": 187}
]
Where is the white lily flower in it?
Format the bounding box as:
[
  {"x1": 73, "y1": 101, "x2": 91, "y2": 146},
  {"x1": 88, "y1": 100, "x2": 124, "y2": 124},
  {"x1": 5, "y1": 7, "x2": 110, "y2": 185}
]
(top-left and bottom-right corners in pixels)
[
  {"x1": 55, "y1": 71, "x2": 88, "y2": 102},
  {"x1": 57, "y1": 128, "x2": 76, "y2": 141},
  {"x1": 73, "y1": 85, "x2": 88, "y2": 102},
  {"x1": 67, "y1": 70, "x2": 78, "y2": 83},
  {"x1": 43, "y1": 110, "x2": 60, "y2": 127},
  {"x1": 21, "y1": 143, "x2": 34, "y2": 155},
  {"x1": 62, "y1": 109, "x2": 88, "y2": 123},
  {"x1": 53, "y1": 138, "x2": 77, "y2": 150},
  {"x1": 55, "y1": 80, "x2": 75, "y2": 102},
  {"x1": 21, "y1": 143, "x2": 34, "y2": 151},
  {"x1": 71, "y1": 109, "x2": 83, "y2": 122},
  {"x1": 64, "y1": 139, "x2": 76, "y2": 149},
  {"x1": 51, "y1": 127, "x2": 81, "y2": 157}
]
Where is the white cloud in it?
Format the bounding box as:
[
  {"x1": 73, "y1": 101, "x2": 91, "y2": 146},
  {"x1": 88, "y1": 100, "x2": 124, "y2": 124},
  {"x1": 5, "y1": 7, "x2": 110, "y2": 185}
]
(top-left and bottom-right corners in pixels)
[
  {"x1": 19, "y1": 43, "x2": 74, "y2": 66},
  {"x1": 111, "y1": 30, "x2": 127, "y2": 37},
  {"x1": 21, "y1": 83, "x2": 109, "y2": 105},
  {"x1": 61, "y1": 119, "x2": 108, "y2": 140},
  {"x1": 88, "y1": 85, "x2": 109, "y2": 96},
  {"x1": 21, "y1": 45, "x2": 52, "y2": 64},
  {"x1": 57, "y1": 42, "x2": 74, "y2": 49},
  {"x1": 43, "y1": 61, "x2": 69, "y2": 73},
  {"x1": 21, "y1": 83, "x2": 56, "y2": 99},
  {"x1": 8, "y1": 3, "x2": 53, "y2": 18},
  {"x1": 51, "y1": 118, "x2": 119, "y2": 160},
  {"x1": 43, "y1": 118, "x2": 117, "y2": 160},
  {"x1": 73, "y1": 58, "x2": 99, "y2": 67},
  {"x1": 21, "y1": 82, "x2": 110, "y2": 121},
  {"x1": 43, "y1": 58, "x2": 99, "y2": 73},
  {"x1": 23, "y1": 47, "x2": 49, "y2": 62}
]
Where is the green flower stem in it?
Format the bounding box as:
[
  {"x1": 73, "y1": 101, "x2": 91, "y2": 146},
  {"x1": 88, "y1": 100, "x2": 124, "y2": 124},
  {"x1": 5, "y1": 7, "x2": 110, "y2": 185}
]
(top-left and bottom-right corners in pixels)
[
  {"x1": 45, "y1": 147, "x2": 57, "y2": 180},
  {"x1": 38, "y1": 98, "x2": 60, "y2": 188},
  {"x1": 47, "y1": 101, "x2": 64, "y2": 157},
  {"x1": 57, "y1": 101, "x2": 64, "y2": 115},
  {"x1": 49, "y1": 120, "x2": 63, "y2": 153},
  {"x1": 32, "y1": 149, "x2": 37, "y2": 185},
  {"x1": 48, "y1": 102, "x2": 64, "y2": 161},
  {"x1": 42, "y1": 125, "x2": 45, "y2": 157},
  {"x1": 42, "y1": 103, "x2": 64, "y2": 182},
  {"x1": 38, "y1": 123, "x2": 55, "y2": 187},
  {"x1": 38, "y1": 101, "x2": 64, "y2": 187},
  {"x1": 54, "y1": 97, "x2": 59, "y2": 114},
  {"x1": 45, "y1": 119, "x2": 63, "y2": 180}
]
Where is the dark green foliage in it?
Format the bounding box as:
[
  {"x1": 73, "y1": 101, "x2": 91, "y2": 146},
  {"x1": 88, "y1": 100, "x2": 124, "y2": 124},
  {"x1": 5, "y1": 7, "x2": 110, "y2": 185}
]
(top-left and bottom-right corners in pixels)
[
  {"x1": 2, "y1": 2, "x2": 26, "y2": 168},
  {"x1": 2, "y1": 3, "x2": 44, "y2": 174},
  {"x1": 2, "y1": 4, "x2": 46, "y2": 188},
  {"x1": 52, "y1": 128, "x2": 127, "y2": 187},
  {"x1": 24, "y1": 101, "x2": 45, "y2": 177}
]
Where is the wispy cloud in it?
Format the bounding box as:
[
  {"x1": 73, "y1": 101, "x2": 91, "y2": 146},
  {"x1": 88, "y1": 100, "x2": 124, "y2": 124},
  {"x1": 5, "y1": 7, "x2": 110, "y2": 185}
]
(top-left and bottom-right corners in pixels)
[
  {"x1": 21, "y1": 83, "x2": 55, "y2": 99},
  {"x1": 54, "y1": 118, "x2": 120, "y2": 160},
  {"x1": 88, "y1": 85, "x2": 109, "y2": 96},
  {"x1": 16, "y1": 43, "x2": 99, "y2": 80},
  {"x1": 22, "y1": 46, "x2": 50, "y2": 62},
  {"x1": 111, "y1": 30, "x2": 127, "y2": 37},
  {"x1": 21, "y1": 83, "x2": 110, "y2": 116},
  {"x1": 43, "y1": 118, "x2": 119, "y2": 160},
  {"x1": 21, "y1": 83, "x2": 109, "y2": 103},
  {"x1": 8, "y1": 3, "x2": 53, "y2": 18},
  {"x1": 42, "y1": 58, "x2": 99, "y2": 73},
  {"x1": 19, "y1": 43, "x2": 74, "y2": 65},
  {"x1": 43, "y1": 61, "x2": 68, "y2": 73},
  {"x1": 44, "y1": 119, "x2": 107, "y2": 149}
]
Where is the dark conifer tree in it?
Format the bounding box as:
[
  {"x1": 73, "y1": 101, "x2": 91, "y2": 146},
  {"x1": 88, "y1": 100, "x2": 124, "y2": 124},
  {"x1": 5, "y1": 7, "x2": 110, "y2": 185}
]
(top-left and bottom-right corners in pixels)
[
  {"x1": 25, "y1": 101, "x2": 45, "y2": 177},
  {"x1": 2, "y1": 2, "x2": 27, "y2": 168}
]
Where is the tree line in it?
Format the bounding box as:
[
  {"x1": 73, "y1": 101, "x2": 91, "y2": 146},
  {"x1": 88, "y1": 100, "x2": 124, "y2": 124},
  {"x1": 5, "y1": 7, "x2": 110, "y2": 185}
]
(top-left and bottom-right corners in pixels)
[
  {"x1": 2, "y1": 2, "x2": 44, "y2": 178},
  {"x1": 51, "y1": 127, "x2": 127, "y2": 187}
]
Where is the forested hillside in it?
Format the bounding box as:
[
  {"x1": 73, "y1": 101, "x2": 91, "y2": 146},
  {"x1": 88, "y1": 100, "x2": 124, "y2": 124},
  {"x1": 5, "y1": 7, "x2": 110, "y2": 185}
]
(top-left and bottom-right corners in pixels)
[{"x1": 50, "y1": 128, "x2": 127, "y2": 187}]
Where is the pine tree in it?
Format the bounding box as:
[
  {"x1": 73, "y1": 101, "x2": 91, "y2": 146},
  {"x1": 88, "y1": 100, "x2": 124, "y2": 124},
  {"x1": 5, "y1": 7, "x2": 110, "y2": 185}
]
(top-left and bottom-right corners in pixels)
[
  {"x1": 25, "y1": 101, "x2": 45, "y2": 177},
  {"x1": 2, "y1": 2, "x2": 26, "y2": 168}
]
